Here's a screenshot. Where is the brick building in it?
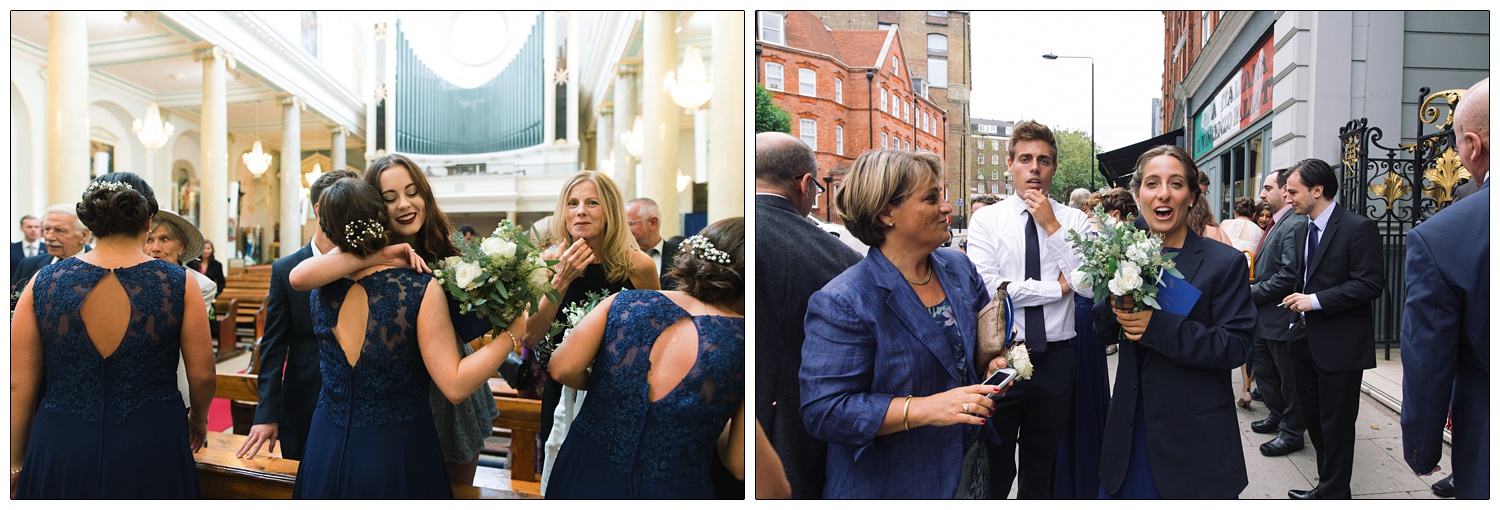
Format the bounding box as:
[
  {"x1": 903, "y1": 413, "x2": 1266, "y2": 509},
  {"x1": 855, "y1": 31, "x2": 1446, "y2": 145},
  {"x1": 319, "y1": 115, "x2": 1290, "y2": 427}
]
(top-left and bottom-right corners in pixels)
[
  {"x1": 809, "y1": 11, "x2": 971, "y2": 209},
  {"x1": 756, "y1": 11, "x2": 948, "y2": 222},
  {"x1": 1161, "y1": 11, "x2": 1223, "y2": 134},
  {"x1": 970, "y1": 118, "x2": 1015, "y2": 203}
]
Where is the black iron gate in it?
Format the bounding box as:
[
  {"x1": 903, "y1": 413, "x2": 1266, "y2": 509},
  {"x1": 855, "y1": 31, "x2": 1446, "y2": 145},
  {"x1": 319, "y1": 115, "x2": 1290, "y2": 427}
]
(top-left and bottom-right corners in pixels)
[{"x1": 1336, "y1": 86, "x2": 1472, "y2": 360}]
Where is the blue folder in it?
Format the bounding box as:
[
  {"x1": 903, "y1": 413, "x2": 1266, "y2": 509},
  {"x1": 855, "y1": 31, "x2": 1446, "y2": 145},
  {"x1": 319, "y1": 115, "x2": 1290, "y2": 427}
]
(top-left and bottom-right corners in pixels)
[{"x1": 1154, "y1": 272, "x2": 1202, "y2": 316}]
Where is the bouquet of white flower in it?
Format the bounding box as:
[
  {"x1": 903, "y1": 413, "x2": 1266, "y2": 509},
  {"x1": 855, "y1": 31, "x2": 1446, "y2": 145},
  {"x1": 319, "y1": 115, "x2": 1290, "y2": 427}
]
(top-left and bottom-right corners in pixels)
[
  {"x1": 433, "y1": 219, "x2": 561, "y2": 335},
  {"x1": 540, "y1": 289, "x2": 610, "y2": 366},
  {"x1": 1065, "y1": 205, "x2": 1183, "y2": 313},
  {"x1": 1004, "y1": 344, "x2": 1034, "y2": 380}
]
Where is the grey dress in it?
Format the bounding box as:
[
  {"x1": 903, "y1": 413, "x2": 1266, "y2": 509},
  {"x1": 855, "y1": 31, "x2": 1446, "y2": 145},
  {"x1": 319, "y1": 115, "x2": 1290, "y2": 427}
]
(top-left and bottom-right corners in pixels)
[{"x1": 429, "y1": 295, "x2": 501, "y2": 463}]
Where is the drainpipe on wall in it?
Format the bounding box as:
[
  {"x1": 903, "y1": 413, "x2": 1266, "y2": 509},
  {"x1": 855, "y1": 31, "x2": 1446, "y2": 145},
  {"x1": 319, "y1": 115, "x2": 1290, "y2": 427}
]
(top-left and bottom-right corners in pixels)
[{"x1": 867, "y1": 69, "x2": 876, "y2": 149}]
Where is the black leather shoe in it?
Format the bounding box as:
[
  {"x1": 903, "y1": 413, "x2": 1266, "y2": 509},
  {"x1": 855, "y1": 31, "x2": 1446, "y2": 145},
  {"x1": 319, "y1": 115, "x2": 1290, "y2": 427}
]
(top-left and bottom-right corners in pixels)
[
  {"x1": 1260, "y1": 435, "x2": 1305, "y2": 457},
  {"x1": 1251, "y1": 388, "x2": 1263, "y2": 401},
  {"x1": 1251, "y1": 417, "x2": 1281, "y2": 433},
  {"x1": 1431, "y1": 474, "x2": 1454, "y2": 498},
  {"x1": 1288, "y1": 489, "x2": 1317, "y2": 499}
]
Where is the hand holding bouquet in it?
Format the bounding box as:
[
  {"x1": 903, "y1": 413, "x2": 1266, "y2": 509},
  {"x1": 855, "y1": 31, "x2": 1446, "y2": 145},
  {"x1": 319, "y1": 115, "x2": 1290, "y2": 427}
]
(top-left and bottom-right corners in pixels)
[
  {"x1": 541, "y1": 289, "x2": 610, "y2": 366},
  {"x1": 1066, "y1": 205, "x2": 1183, "y2": 313},
  {"x1": 434, "y1": 220, "x2": 561, "y2": 336}
]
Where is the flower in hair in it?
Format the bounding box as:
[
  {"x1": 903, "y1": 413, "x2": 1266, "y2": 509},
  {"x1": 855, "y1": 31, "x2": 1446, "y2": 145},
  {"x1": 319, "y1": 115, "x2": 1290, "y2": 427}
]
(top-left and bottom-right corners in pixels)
[
  {"x1": 84, "y1": 180, "x2": 134, "y2": 196},
  {"x1": 681, "y1": 235, "x2": 732, "y2": 265},
  {"x1": 344, "y1": 218, "x2": 386, "y2": 245}
]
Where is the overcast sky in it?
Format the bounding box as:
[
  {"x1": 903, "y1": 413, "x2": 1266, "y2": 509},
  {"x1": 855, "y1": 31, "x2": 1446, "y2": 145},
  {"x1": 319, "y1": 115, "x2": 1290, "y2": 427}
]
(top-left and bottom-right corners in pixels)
[{"x1": 969, "y1": 11, "x2": 1166, "y2": 152}]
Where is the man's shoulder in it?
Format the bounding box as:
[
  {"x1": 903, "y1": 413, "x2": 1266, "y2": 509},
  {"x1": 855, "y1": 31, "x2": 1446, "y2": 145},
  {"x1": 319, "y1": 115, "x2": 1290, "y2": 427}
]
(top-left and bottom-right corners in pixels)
[{"x1": 271, "y1": 246, "x2": 313, "y2": 274}]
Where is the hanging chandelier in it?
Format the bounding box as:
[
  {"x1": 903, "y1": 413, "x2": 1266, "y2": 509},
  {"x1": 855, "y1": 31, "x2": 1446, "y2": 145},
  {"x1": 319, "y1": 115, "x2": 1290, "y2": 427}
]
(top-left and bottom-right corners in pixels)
[
  {"x1": 304, "y1": 163, "x2": 324, "y2": 188},
  {"x1": 133, "y1": 103, "x2": 175, "y2": 150},
  {"x1": 244, "y1": 140, "x2": 272, "y2": 177},
  {"x1": 622, "y1": 115, "x2": 645, "y2": 157},
  {"x1": 664, "y1": 45, "x2": 712, "y2": 111}
]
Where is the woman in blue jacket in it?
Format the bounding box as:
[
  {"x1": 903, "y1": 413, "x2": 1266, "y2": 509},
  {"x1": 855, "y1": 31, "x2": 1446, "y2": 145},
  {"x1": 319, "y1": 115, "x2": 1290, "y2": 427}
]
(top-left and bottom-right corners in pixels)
[{"x1": 801, "y1": 149, "x2": 1009, "y2": 498}]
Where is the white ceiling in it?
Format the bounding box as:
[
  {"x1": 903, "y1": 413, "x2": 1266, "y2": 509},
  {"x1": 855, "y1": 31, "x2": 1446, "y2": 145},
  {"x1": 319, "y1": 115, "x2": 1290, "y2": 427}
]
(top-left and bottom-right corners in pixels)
[{"x1": 11, "y1": 11, "x2": 349, "y2": 151}]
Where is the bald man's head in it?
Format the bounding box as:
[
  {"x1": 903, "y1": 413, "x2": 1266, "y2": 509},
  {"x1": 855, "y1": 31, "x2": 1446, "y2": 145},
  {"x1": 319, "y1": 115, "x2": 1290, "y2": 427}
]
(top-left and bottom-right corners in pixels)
[
  {"x1": 755, "y1": 131, "x2": 820, "y2": 215},
  {"x1": 1455, "y1": 77, "x2": 1490, "y2": 183}
]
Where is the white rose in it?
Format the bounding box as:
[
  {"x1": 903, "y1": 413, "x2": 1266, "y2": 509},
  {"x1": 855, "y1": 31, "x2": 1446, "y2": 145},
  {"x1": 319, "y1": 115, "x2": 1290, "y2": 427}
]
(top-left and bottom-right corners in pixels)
[
  {"x1": 1113, "y1": 261, "x2": 1143, "y2": 293},
  {"x1": 528, "y1": 266, "x2": 551, "y2": 291},
  {"x1": 481, "y1": 237, "x2": 517, "y2": 263},
  {"x1": 1070, "y1": 270, "x2": 1091, "y2": 289},
  {"x1": 454, "y1": 262, "x2": 485, "y2": 291},
  {"x1": 441, "y1": 256, "x2": 462, "y2": 269},
  {"x1": 1007, "y1": 344, "x2": 1034, "y2": 380}
]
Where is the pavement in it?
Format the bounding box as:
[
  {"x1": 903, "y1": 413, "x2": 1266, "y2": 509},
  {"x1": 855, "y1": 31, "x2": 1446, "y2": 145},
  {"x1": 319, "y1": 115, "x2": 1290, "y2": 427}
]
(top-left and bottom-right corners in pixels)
[{"x1": 1001, "y1": 345, "x2": 1453, "y2": 499}]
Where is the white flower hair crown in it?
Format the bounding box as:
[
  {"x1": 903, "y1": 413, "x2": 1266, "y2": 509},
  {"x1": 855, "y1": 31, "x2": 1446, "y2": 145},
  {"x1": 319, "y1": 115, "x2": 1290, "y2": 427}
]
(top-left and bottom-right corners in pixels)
[
  {"x1": 84, "y1": 180, "x2": 134, "y2": 196},
  {"x1": 681, "y1": 234, "x2": 732, "y2": 265},
  {"x1": 344, "y1": 218, "x2": 387, "y2": 245}
]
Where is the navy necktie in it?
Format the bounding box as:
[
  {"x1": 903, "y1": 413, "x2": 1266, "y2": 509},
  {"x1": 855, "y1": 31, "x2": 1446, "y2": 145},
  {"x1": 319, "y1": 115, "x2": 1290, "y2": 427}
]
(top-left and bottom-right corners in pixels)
[
  {"x1": 1025, "y1": 212, "x2": 1047, "y2": 352},
  {"x1": 1304, "y1": 222, "x2": 1320, "y2": 285}
]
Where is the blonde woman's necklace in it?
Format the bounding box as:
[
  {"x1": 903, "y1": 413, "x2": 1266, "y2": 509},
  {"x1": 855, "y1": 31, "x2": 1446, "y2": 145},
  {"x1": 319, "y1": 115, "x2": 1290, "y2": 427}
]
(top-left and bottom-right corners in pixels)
[{"x1": 903, "y1": 265, "x2": 933, "y2": 286}]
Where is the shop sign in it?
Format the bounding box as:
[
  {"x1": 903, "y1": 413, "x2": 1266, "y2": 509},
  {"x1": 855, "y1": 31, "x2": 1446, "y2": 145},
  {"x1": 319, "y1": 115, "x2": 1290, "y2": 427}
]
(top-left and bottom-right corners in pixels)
[{"x1": 1193, "y1": 36, "x2": 1274, "y2": 159}]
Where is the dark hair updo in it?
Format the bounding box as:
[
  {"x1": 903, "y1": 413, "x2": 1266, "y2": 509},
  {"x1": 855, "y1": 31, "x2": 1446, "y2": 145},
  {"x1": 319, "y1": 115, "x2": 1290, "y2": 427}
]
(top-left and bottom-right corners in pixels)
[
  {"x1": 77, "y1": 172, "x2": 158, "y2": 239},
  {"x1": 317, "y1": 178, "x2": 391, "y2": 257},
  {"x1": 667, "y1": 216, "x2": 745, "y2": 308}
]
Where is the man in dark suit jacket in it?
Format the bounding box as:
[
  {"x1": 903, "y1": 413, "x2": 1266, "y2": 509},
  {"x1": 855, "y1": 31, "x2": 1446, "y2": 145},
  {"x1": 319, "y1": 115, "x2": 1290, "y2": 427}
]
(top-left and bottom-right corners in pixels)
[
  {"x1": 1401, "y1": 77, "x2": 1488, "y2": 500},
  {"x1": 236, "y1": 169, "x2": 357, "y2": 461},
  {"x1": 1280, "y1": 158, "x2": 1386, "y2": 499},
  {"x1": 755, "y1": 132, "x2": 862, "y2": 498},
  {"x1": 1248, "y1": 168, "x2": 1309, "y2": 456},
  {"x1": 625, "y1": 197, "x2": 685, "y2": 290},
  {"x1": 11, "y1": 214, "x2": 42, "y2": 280}
]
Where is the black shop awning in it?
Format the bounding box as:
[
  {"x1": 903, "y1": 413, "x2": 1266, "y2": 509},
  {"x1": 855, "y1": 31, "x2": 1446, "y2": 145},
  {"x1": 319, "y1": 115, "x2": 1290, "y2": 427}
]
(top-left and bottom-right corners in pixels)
[{"x1": 1096, "y1": 128, "x2": 1185, "y2": 189}]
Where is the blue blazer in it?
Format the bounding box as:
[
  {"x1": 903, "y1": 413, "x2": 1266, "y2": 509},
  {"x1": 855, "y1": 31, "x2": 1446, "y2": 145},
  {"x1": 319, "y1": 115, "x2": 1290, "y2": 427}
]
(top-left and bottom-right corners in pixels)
[
  {"x1": 1092, "y1": 227, "x2": 1254, "y2": 498},
  {"x1": 1401, "y1": 184, "x2": 1489, "y2": 499},
  {"x1": 800, "y1": 246, "x2": 991, "y2": 498}
]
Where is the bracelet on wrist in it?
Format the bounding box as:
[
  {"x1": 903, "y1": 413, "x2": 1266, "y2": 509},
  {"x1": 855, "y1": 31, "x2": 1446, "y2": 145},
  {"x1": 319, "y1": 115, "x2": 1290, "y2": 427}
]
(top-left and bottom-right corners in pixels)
[
  {"x1": 902, "y1": 395, "x2": 914, "y2": 431},
  {"x1": 10, "y1": 467, "x2": 21, "y2": 476}
]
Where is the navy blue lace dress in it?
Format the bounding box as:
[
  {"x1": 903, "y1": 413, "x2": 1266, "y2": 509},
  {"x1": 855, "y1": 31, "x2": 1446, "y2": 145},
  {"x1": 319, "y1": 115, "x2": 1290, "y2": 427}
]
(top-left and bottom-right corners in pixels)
[
  {"x1": 293, "y1": 268, "x2": 451, "y2": 498},
  {"x1": 15, "y1": 258, "x2": 201, "y2": 499},
  {"x1": 545, "y1": 290, "x2": 745, "y2": 499}
]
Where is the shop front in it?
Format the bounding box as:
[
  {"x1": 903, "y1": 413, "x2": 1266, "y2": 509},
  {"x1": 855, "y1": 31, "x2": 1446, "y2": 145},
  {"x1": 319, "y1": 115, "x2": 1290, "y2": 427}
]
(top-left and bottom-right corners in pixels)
[{"x1": 1190, "y1": 33, "x2": 1274, "y2": 220}]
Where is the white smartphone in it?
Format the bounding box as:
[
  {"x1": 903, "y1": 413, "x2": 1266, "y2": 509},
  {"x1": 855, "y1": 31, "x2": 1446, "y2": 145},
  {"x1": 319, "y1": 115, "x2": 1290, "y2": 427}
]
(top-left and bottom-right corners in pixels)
[{"x1": 982, "y1": 367, "x2": 1018, "y2": 400}]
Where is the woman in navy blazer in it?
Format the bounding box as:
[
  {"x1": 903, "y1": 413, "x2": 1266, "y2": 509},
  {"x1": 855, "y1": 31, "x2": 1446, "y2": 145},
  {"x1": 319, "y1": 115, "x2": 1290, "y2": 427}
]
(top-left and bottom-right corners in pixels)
[
  {"x1": 1093, "y1": 146, "x2": 1253, "y2": 498},
  {"x1": 800, "y1": 150, "x2": 1008, "y2": 499}
]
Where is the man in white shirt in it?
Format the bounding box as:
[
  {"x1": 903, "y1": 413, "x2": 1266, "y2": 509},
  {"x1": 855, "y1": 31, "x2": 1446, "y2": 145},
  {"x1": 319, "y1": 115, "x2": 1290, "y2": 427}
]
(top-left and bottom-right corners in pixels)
[
  {"x1": 11, "y1": 214, "x2": 44, "y2": 276},
  {"x1": 967, "y1": 120, "x2": 1094, "y2": 499},
  {"x1": 626, "y1": 197, "x2": 682, "y2": 290}
]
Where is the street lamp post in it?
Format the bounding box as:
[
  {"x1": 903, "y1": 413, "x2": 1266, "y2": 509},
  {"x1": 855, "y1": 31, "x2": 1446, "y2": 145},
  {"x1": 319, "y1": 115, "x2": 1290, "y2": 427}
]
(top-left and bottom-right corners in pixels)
[{"x1": 1042, "y1": 53, "x2": 1095, "y2": 190}]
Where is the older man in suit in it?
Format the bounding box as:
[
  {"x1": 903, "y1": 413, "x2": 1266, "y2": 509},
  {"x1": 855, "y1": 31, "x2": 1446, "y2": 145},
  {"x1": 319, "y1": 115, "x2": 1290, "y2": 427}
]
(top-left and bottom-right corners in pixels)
[
  {"x1": 1248, "y1": 167, "x2": 1309, "y2": 457},
  {"x1": 1401, "y1": 77, "x2": 1488, "y2": 500},
  {"x1": 12, "y1": 206, "x2": 91, "y2": 296},
  {"x1": 236, "y1": 169, "x2": 358, "y2": 461},
  {"x1": 1280, "y1": 158, "x2": 1386, "y2": 499},
  {"x1": 755, "y1": 132, "x2": 862, "y2": 498},
  {"x1": 626, "y1": 197, "x2": 683, "y2": 290}
]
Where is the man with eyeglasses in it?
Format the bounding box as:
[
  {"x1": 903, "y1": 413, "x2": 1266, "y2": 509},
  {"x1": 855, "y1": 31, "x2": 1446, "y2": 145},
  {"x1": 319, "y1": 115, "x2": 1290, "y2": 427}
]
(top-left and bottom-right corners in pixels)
[
  {"x1": 625, "y1": 197, "x2": 683, "y2": 290},
  {"x1": 754, "y1": 132, "x2": 862, "y2": 498}
]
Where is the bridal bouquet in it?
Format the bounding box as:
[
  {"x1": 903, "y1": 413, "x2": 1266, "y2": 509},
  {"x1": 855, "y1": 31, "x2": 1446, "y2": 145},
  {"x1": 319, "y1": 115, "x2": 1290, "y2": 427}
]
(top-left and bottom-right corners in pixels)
[
  {"x1": 540, "y1": 289, "x2": 610, "y2": 366},
  {"x1": 1065, "y1": 205, "x2": 1182, "y2": 312},
  {"x1": 434, "y1": 219, "x2": 561, "y2": 335}
]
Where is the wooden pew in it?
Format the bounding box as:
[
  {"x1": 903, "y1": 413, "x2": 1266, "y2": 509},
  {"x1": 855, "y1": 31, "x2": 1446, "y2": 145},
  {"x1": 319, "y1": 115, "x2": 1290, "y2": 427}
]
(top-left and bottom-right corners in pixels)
[
  {"x1": 492, "y1": 396, "x2": 543, "y2": 483},
  {"x1": 194, "y1": 431, "x2": 540, "y2": 499}
]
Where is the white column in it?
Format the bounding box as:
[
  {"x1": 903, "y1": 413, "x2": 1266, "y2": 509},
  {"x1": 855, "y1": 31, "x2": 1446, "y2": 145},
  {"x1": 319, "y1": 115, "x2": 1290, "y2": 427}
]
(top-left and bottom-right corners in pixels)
[
  {"x1": 543, "y1": 12, "x2": 558, "y2": 143},
  {"x1": 331, "y1": 125, "x2": 347, "y2": 171},
  {"x1": 566, "y1": 13, "x2": 580, "y2": 145},
  {"x1": 643, "y1": 11, "x2": 680, "y2": 238},
  {"x1": 47, "y1": 11, "x2": 89, "y2": 206},
  {"x1": 709, "y1": 11, "x2": 745, "y2": 223},
  {"x1": 367, "y1": 22, "x2": 385, "y2": 159},
  {"x1": 196, "y1": 46, "x2": 232, "y2": 262},
  {"x1": 613, "y1": 66, "x2": 638, "y2": 199},
  {"x1": 597, "y1": 105, "x2": 614, "y2": 175},
  {"x1": 280, "y1": 95, "x2": 304, "y2": 253},
  {"x1": 384, "y1": 21, "x2": 398, "y2": 155}
]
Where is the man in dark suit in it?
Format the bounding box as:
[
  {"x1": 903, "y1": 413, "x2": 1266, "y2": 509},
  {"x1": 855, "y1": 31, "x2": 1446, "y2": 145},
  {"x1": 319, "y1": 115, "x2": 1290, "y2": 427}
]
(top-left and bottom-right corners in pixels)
[
  {"x1": 1401, "y1": 77, "x2": 1488, "y2": 500},
  {"x1": 11, "y1": 214, "x2": 43, "y2": 280},
  {"x1": 236, "y1": 169, "x2": 358, "y2": 461},
  {"x1": 755, "y1": 131, "x2": 862, "y2": 498},
  {"x1": 12, "y1": 206, "x2": 91, "y2": 296},
  {"x1": 1280, "y1": 158, "x2": 1386, "y2": 499},
  {"x1": 1248, "y1": 168, "x2": 1308, "y2": 457},
  {"x1": 625, "y1": 197, "x2": 684, "y2": 290}
]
